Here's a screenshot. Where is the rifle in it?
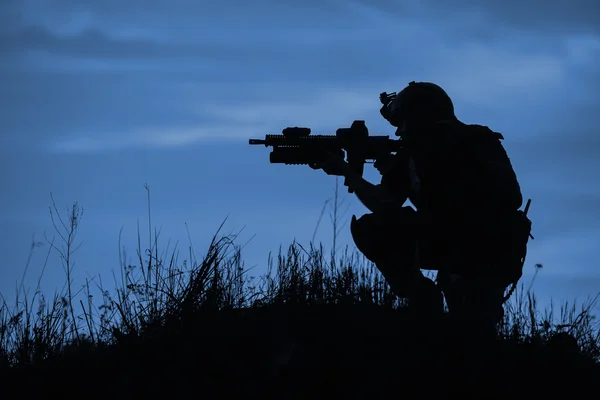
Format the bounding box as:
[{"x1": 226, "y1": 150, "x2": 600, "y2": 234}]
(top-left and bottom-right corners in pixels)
[{"x1": 249, "y1": 120, "x2": 401, "y2": 193}]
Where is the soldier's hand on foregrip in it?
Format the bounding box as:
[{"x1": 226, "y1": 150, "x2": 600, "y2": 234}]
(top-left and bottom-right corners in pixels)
[{"x1": 311, "y1": 154, "x2": 351, "y2": 176}]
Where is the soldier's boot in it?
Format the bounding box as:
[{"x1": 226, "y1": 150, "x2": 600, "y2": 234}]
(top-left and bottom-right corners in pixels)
[
  {"x1": 442, "y1": 277, "x2": 505, "y2": 340},
  {"x1": 406, "y1": 276, "x2": 445, "y2": 317}
]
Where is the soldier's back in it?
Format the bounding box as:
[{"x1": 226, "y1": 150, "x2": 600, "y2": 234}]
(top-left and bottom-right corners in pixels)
[{"x1": 409, "y1": 120, "x2": 523, "y2": 218}]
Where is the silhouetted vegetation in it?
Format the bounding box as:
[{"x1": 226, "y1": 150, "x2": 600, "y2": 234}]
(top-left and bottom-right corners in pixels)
[{"x1": 1, "y1": 188, "x2": 598, "y2": 398}]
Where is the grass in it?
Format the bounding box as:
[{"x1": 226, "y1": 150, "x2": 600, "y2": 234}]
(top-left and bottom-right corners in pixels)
[{"x1": 1, "y1": 184, "x2": 599, "y2": 397}]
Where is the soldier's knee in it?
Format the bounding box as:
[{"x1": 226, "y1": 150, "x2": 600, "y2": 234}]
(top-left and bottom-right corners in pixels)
[
  {"x1": 350, "y1": 213, "x2": 382, "y2": 263},
  {"x1": 350, "y1": 208, "x2": 417, "y2": 264}
]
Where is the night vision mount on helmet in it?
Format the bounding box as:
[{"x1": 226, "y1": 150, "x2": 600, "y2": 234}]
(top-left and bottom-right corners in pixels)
[{"x1": 379, "y1": 81, "x2": 456, "y2": 130}]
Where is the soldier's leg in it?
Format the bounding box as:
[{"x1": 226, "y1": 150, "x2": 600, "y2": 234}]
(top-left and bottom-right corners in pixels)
[
  {"x1": 438, "y1": 274, "x2": 506, "y2": 337},
  {"x1": 350, "y1": 207, "x2": 443, "y2": 313},
  {"x1": 350, "y1": 208, "x2": 418, "y2": 296},
  {"x1": 429, "y1": 216, "x2": 514, "y2": 332}
]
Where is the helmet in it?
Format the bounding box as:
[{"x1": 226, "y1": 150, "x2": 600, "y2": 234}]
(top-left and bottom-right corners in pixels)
[{"x1": 380, "y1": 81, "x2": 456, "y2": 131}]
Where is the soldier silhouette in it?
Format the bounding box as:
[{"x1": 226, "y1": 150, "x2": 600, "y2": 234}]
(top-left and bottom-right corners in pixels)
[{"x1": 312, "y1": 81, "x2": 532, "y2": 332}]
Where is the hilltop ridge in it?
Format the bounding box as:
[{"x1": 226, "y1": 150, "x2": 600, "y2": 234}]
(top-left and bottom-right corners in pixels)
[{"x1": 3, "y1": 303, "x2": 598, "y2": 398}]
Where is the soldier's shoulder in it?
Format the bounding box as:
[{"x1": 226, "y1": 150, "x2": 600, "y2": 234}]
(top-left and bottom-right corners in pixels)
[{"x1": 456, "y1": 122, "x2": 504, "y2": 141}]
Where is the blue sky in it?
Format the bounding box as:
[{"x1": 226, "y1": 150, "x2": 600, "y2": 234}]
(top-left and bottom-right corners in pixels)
[{"x1": 1, "y1": 0, "x2": 599, "y2": 315}]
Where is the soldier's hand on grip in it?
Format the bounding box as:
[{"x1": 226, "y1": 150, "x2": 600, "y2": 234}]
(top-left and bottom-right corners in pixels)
[{"x1": 373, "y1": 153, "x2": 396, "y2": 175}]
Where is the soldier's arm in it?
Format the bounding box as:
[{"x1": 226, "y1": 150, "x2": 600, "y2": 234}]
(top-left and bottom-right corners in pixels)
[{"x1": 343, "y1": 172, "x2": 406, "y2": 214}]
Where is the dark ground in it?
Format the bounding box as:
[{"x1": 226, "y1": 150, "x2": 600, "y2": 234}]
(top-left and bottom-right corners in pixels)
[{"x1": 2, "y1": 304, "x2": 598, "y2": 399}]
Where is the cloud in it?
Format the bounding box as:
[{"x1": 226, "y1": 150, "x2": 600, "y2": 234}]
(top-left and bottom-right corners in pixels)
[
  {"x1": 424, "y1": 44, "x2": 566, "y2": 109},
  {"x1": 49, "y1": 125, "x2": 249, "y2": 153},
  {"x1": 436, "y1": 0, "x2": 600, "y2": 35},
  {"x1": 530, "y1": 230, "x2": 600, "y2": 275},
  {"x1": 48, "y1": 88, "x2": 380, "y2": 153},
  {"x1": 198, "y1": 89, "x2": 377, "y2": 129},
  {"x1": 351, "y1": 0, "x2": 600, "y2": 36},
  {"x1": 2, "y1": 0, "x2": 598, "y2": 176},
  {"x1": 45, "y1": 58, "x2": 583, "y2": 155},
  {"x1": 564, "y1": 35, "x2": 600, "y2": 66},
  {"x1": 2, "y1": 0, "x2": 377, "y2": 51},
  {"x1": 1, "y1": 26, "x2": 173, "y2": 58},
  {"x1": 4, "y1": 29, "x2": 585, "y2": 157}
]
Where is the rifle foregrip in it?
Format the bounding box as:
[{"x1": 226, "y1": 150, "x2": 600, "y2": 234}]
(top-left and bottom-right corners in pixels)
[
  {"x1": 346, "y1": 157, "x2": 364, "y2": 194},
  {"x1": 269, "y1": 148, "x2": 344, "y2": 165}
]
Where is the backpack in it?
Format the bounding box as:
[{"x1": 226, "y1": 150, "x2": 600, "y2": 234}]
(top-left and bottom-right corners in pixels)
[{"x1": 405, "y1": 121, "x2": 524, "y2": 215}]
